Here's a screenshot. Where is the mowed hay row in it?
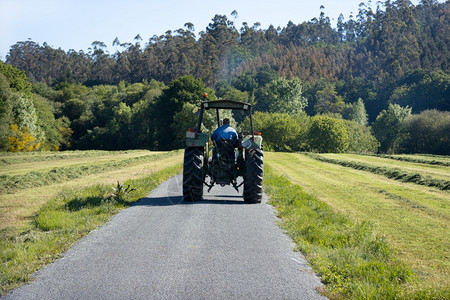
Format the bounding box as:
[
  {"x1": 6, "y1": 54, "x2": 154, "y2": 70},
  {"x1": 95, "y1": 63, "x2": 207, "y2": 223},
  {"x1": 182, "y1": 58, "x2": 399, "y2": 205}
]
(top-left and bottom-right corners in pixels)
[
  {"x1": 0, "y1": 150, "x2": 163, "y2": 175},
  {"x1": 307, "y1": 153, "x2": 450, "y2": 190},
  {"x1": 0, "y1": 150, "x2": 141, "y2": 165},
  {"x1": 379, "y1": 154, "x2": 450, "y2": 166},
  {"x1": 265, "y1": 152, "x2": 449, "y2": 288},
  {"x1": 0, "y1": 151, "x2": 184, "y2": 230},
  {"x1": 0, "y1": 151, "x2": 180, "y2": 193},
  {"x1": 321, "y1": 153, "x2": 450, "y2": 181}
]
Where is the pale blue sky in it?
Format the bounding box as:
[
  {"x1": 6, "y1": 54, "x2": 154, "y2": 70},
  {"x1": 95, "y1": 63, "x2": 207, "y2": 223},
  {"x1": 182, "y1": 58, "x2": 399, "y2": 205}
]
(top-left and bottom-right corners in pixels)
[{"x1": 0, "y1": 0, "x2": 427, "y2": 60}]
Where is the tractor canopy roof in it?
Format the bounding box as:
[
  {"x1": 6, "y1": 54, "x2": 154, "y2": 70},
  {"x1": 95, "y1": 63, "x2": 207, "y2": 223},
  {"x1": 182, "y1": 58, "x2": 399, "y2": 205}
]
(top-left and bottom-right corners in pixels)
[{"x1": 201, "y1": 99, "x2": 251, "y2": 111}]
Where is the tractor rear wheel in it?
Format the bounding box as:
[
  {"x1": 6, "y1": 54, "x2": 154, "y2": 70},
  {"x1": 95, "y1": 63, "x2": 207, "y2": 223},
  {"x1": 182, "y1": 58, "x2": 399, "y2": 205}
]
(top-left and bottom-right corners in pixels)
[
  {"x1": 183, "y1": 147, "x2": 204, "y2": 201},
  {"x1": 243, "y1": 149, "x2": 264, "y2": 203}
]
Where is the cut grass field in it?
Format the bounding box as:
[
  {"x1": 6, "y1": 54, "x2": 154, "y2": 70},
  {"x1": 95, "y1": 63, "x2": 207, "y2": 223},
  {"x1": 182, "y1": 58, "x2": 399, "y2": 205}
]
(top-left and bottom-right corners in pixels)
[
  {"x1": 0, "y1": 149, "x2": 183, "y2": 294},
  {"x1": 265, "y1": 152, "x2": 449, "y2": 298},
  {"x1": 0, "y1": 150, "x2": 182, "y2": 229}
]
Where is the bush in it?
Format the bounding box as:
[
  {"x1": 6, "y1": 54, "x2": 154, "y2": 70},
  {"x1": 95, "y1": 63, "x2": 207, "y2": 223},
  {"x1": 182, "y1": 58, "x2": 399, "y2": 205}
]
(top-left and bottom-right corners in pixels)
[
  {"x1": 244, "y1": 111, "x2": 307, "y2": 152},
  {"x1": 308, "y1": 115, "x2": 349, "y2": 153},
  {"x1": 399, "y1": 110, "x2": 450, "y2": 155}
]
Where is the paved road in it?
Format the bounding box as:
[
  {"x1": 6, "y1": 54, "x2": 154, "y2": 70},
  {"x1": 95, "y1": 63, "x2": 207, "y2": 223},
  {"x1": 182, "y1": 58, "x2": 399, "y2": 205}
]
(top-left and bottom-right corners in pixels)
[{"x1": 4, "y1": 175, "x2": 325, "y2": 300}]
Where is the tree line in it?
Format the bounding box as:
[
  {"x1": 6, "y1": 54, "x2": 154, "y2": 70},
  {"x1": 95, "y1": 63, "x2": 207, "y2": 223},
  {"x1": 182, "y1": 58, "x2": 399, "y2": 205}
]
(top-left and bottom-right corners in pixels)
[
  {"x1": 0, "y1": 0, "x2": 449, "y2": 154},
  {"x1": 1, "y1": 62, "x2": 448, "y2": 154}
]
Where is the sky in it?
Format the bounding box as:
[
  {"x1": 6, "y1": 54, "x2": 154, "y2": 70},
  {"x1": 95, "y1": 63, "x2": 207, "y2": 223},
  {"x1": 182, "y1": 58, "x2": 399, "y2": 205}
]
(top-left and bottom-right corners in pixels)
[{"x1": 0, "y1": 0, "x2": 428, "y2": 61}]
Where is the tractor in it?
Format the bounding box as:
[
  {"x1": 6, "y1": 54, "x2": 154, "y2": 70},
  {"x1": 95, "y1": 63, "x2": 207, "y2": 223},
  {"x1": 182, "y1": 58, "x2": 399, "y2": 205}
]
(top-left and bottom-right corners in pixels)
[{"x1": 183, "y1": 98, "x2": 264, "y2": 203}]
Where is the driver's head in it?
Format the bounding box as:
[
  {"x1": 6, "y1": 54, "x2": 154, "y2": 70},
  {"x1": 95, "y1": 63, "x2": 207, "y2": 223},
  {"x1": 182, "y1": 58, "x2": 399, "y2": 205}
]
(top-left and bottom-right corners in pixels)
[{"x1": 223, "y1": 118, "x2": 230, "y2": 125}]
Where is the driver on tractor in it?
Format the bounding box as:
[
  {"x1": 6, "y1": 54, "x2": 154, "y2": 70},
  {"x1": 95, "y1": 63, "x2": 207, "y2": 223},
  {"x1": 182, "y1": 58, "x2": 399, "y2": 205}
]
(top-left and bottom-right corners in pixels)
[
  {"x1": 211, "y1": 118, "x2": 237, "y2": 144},
  {"x1": 211, "y1": 118, "x2": 238, "y2": 162}
]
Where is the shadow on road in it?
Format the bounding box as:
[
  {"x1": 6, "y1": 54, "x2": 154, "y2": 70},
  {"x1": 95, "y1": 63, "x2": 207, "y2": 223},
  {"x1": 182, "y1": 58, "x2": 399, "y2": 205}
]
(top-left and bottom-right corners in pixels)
[{"x1": 133, "y1": 195, "x2": 246, "y2": 206}]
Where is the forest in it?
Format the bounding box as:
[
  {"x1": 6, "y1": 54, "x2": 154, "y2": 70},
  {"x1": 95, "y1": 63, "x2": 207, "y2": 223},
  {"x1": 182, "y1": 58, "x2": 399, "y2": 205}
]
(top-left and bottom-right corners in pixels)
[{"x1": 0, "y1": 0, "x2": 449, "y2": 154}]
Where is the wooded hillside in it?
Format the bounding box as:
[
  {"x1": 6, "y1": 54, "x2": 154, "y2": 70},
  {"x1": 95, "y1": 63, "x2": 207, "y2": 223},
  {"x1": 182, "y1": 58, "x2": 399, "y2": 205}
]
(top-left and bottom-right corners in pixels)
[{"x1": 1, "y1": 0, "x2": 449, "y2": 153}]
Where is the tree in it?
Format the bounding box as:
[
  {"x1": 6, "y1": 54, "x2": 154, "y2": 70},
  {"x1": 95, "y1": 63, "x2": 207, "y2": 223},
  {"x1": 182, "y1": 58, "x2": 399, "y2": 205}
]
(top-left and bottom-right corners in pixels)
[
  {"x1": 256, "y1": 77, "x2": 307, "y2": 113},
  {"x1": 231, "y1": 10, "x2": 238, "y2": 21},
  {"x1": 153, "y1": 75, "x2": 214, "y2": 150},
  {"x1": 232, "y1": 71, "x2": 258, "y2": 93},
  {"x1": 200, "y1": 14, "x2": 239, "y2": 84},
  {"x1": 1, "y1": 1, "x2": 448, "y2": 153},
  {"x1": 389, "y1": 69, "x2": 450, "y2": 112},
  {"x1": 63, "y1": 98, "x2": 87, "y2": 120},
  {"x1": 89, "y1": 41, "x2": 114, "y2": 85},
  {"x1": 184, "y1": 22, "x2": 195, "y2": 32},
  {"x1": 0, "y1": 74, "x2": 13, "y2": 150},
  {"x1": 342, "y1": 98, "x2": 368, "y2": 125},
  {"x1": 314, "y1": 84, "x2": 345, "y2": 115},
  {"x1": 0, "y1": 62, "x2": 58, "y2": 151},
  {"x1": 337, "y1": 13, "x2": 345, "y2": 42},
  {"x1": 0, "y1": 61, "x2": 32, "y2": 95},
  {"x1": 308, "y1": 115, "x2": 349, "y2": 153},
  {"x1": 343, "y1": 120, "x2": 379, "y2": 153},
  {"x1": 372, "y1": 103, "x2": 412, "y2": 153},
  {"x1": 32, "y1": 94, "x2": 64, "y2": 150},
  {"x1": 9, "y1": 88, "x2": 43, "y2": 145},
  {"x1": 255, "y1": 65, "x2": 279, "y2": 86},
  {"x1": 221, "y1": 88, "x2": 251, "y2": 123}
]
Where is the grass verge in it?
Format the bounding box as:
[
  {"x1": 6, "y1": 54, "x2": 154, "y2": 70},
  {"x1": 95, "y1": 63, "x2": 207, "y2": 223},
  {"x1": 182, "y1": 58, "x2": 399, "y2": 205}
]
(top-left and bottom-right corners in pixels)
[
  {"x1": 306, "y1": 153, "x2": 450, "y2": 190},
  {"x1": 264, "y1": 165, "x2": 449, "y2": 299},
  {"x1": 0, "y1": 163, "x2": 182, "y2": 295}
]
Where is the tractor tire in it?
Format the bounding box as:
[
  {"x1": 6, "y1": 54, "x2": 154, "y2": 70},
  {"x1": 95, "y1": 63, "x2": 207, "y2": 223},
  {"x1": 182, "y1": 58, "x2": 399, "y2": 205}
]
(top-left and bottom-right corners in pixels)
[
  {"x1": 183, "y1": 147, "x2": 204, "y2": 202},
  {"x1": 243, "y1": 149, "x2": 264, "y2": 203}
]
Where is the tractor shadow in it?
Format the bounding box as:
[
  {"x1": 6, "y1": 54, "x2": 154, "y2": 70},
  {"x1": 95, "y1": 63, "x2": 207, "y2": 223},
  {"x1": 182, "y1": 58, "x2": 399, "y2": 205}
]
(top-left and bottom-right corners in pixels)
[{"x1": 133, "y1": 195, "x2": 246, "y2": 206}]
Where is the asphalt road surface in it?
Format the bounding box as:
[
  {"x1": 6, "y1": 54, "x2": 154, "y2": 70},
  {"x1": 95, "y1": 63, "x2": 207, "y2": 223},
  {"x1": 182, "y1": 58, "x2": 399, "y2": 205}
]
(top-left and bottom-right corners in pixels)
[{"x1": 4, "y1": 175, "x2": 326, "y2": 300}]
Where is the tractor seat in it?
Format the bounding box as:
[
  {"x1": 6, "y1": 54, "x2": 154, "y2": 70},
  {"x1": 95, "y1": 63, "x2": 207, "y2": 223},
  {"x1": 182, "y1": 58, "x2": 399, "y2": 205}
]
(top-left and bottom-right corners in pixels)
[{"x1": 215, "y1": 138, "x2": 236, "y2": 162}]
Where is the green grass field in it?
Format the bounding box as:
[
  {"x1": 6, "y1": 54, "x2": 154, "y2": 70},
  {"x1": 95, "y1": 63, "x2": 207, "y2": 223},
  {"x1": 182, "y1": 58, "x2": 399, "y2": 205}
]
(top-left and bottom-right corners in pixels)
[{"x1": 266, "y1": 152, "x2": 449, "y2": 297}]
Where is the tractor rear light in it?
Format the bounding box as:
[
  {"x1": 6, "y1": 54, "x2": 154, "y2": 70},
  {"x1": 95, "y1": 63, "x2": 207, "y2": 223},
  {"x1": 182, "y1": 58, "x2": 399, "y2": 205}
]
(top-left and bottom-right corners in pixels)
[{"x1": 186, "y1": 128, "x2": 196, "y2": 138}]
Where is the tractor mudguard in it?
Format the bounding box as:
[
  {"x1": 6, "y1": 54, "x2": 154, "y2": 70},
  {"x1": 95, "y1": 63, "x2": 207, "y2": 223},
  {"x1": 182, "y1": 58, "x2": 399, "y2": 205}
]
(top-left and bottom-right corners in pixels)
[{"x1": 186, "y1": 132, "x2": 209, "y2": 147}]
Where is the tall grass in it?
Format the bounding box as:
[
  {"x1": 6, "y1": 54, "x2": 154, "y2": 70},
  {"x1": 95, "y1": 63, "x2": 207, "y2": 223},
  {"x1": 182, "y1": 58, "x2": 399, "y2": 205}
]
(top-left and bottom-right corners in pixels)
[
  {"x1": 0, "y1": 163, "x2": 182, "y2": 295},
  {"x1": 264, "y1": 166, "x2": 450, "y2": 299}
]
